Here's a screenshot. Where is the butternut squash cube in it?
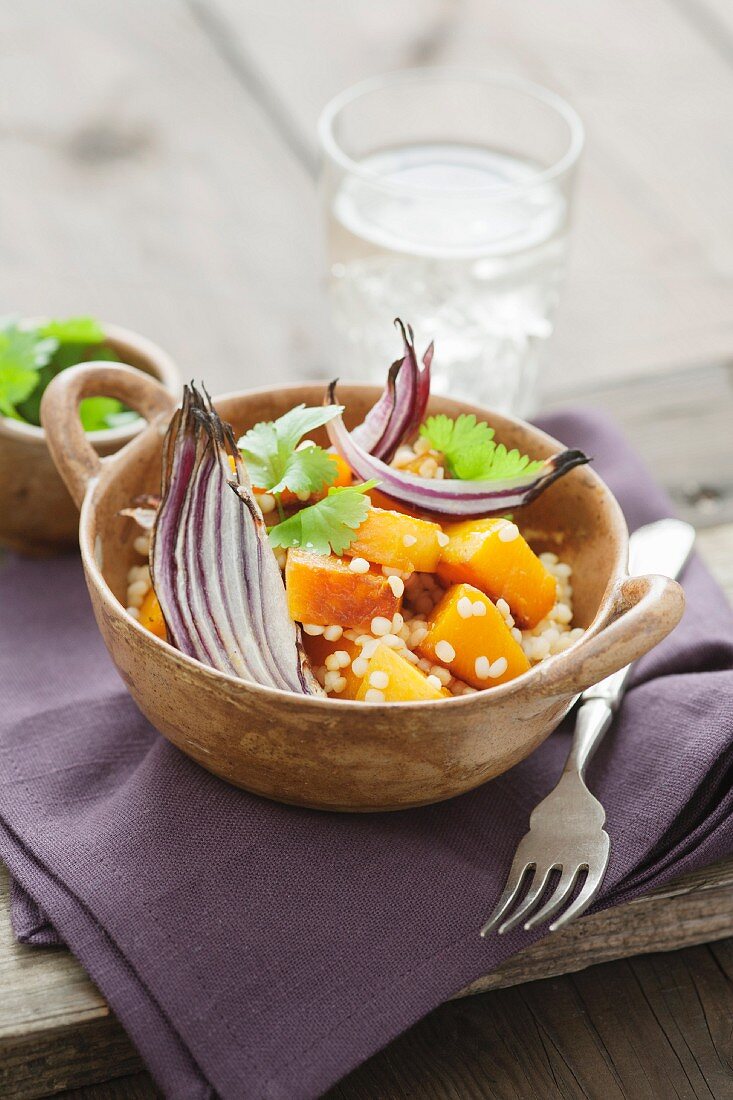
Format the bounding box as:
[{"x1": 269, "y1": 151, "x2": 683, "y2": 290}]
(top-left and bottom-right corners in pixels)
[
  {"x1": 355, "y1": 644, "x2": 446, "y2": 702},
  {"x1": 417, "y1": 583, "x2": 530, "y2": 690},
  {"x1": 437, "y1": 518, "x2": 556, "y2": 629},
  {"x1": 285, "y1": 549, "x2": 401, "y2": 629},
  {"x1": 345, "y1": 507, "x2": 442, "y2": 573},
  {"x1": 302, "y1": 633, "x2": 362, "y2": 699},
  {"x1": 139, "y1": 587, "x2": 167, "y2": 640}
]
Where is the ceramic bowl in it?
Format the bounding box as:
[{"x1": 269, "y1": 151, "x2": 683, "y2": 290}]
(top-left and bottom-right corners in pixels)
[
  {"x1": 40, "y1": 363, "x2": 684, "y2": 812},
  {"x1": 0, "y1": 324, "x2": 180, "y2": 555}
]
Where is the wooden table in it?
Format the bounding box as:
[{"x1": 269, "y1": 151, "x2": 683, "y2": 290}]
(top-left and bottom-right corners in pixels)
[{"x1": 2, "y1": 2, "x2": 732, "y2": 1096}]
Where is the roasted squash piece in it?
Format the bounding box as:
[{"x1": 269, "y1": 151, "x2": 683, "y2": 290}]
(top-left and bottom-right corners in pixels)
[
  {"x1": 417, "y1": 583, "x2": 530, "y2": 690},
  {"x1": 302, "y1": 633, "x2": 362, "y2": 699},
  {"x1": 286, "y1": 549, "x2": 401, "y2": 629},
  {"x1": 437, "y1": 518, "x2": 556, "y2": 629},
  {"x1": 355, "y1": 643, "x2": 446, "y2": 702},
  {"x1": 139, "y1": 587, "x2": 167, "y2": 640},
  {"x1": 345, "y1": 507, "x2": 442, "y2": 573}
]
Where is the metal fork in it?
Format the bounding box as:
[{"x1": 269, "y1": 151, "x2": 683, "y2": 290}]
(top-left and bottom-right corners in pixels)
[{"x1": 480, "y1": 518, "x2": 696, "y2": 936}]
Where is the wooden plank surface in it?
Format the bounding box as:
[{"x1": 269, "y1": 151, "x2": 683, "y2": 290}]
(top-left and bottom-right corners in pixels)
[{"x1": 205, "y1": 0, "x2": 733, "y2": 391}]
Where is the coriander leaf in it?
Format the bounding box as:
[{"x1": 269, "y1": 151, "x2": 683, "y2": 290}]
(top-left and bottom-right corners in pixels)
[
  {"x1": 419, "y1": 413, "x2": 543, "y2": 481},
  {"x1": 79, "y1": 396, "x2": 126, "y2": 432},
  {"x1": 16, "y1": 340, "x2": 118, "y2": 425},
  {"x1": 0, "y1": 363, "x2": 39, "y2": 419},
  {"x1": 237, "y1": 403, "x2": 345, "y2": 495},
  {"x1": 104, "y1": 408, "x2": 140, "y2": 429},
  {"x1": 269, "y1": 445, "x2": 337, "y2": 497},
  {"x1": 40, "y1": 316, "x2": 105, "y2": 344},
  {"x1": 0, "y1": 322, "x2": 56, "y2": 420},
  {"x1": 270, "y1": 404, "x2": 345, "y2": 454},
  {"x1": 269, "y1": 480, "x2": 378, "y2": 557}
]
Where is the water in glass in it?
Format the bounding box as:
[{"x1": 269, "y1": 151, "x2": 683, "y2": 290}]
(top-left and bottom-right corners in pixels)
[{"x1": 327, "y1": 142, "x2": 568, "y2": 415}]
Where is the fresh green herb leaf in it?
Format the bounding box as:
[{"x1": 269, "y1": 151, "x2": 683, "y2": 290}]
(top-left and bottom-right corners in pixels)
[
  {"x1": 15, "y1": 331, "x2": 118, "y2": 426},
  {"x1": 237, "y1": 404, "x2": 344, "y2": 495},
  {"x1": 79, "y1": 396, "x2": 132, "y2": 432},
  {"x1": 269, "y1": 446, "x2": 338, "y2": 498},
  {"x1": 268, "y1": 480, "x2": 378, "y2": 556},
  {"x1": 39, "y1": 316, "x2": 106, "y2": 345},
  {"x1": 0, "y1": 321, "x2": 58, "y2": 420},
  {"x1": 419, "y1": 413, "x2": 544, "y2": 481}
]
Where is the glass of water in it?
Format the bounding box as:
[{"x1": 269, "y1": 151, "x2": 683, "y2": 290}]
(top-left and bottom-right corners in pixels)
[{"x1": 318, "y1": 69, "x2": 583, "y2": 415}]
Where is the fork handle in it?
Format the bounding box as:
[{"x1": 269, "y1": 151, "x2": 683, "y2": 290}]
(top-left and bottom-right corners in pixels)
[{"x1": 565, "y1": 698, "x2": 614, "y2": 779}]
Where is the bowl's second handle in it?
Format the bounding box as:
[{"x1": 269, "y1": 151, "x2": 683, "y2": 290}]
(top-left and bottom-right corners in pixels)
[
  {"x1": 41, "y1": 362, "x2": 178, "y2": 508},
  {"x1": 536, "y1": 572, "x2": 685, "y2": 698}
]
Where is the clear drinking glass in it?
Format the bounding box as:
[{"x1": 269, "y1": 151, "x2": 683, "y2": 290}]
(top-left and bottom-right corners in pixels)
[{"x1": 318, "y1": 69, "x2": 584, "y2": 415}]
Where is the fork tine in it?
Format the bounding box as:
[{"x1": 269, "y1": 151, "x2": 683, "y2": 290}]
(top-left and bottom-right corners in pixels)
[
  {"x1": 498, "y1": 865, "x2": 555, "y2": 934},
  {"x1": 479, "y1": 855, "x2": 534, "y2": 937},
  {"x1": 523, "y1": 866, "x2": 582, "y2": 930},
  {"x1": 549, "y1": 857, "x2": 608, "y2": 931}
]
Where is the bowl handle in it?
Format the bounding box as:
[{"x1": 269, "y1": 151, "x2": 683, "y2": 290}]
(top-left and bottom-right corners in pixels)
[
  {"x1": 40, "y1": 362, "x2": 178, "y2": 508},
  {"x1": 535, "y1": 573, "x2": 685, "y2": 698}
]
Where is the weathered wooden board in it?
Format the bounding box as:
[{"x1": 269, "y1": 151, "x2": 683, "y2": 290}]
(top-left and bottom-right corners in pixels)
[
  {"x1": 204, "y1": 0, "x2": 733, "y2": 391},
  {"x1": 0, "y1": 0, "x2": 325, "y2": 396}
]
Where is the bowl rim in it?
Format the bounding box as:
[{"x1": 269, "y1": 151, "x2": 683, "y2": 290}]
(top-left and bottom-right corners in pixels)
[
  {"x1": 79, "y1": 382, "x2": 629, "y2": 711},
  {"x1": 0, "y1": 320, "x2": 180, "y2": 446}
]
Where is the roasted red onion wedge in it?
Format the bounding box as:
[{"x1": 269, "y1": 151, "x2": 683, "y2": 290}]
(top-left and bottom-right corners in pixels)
[
  {"x1": 326, "y1": 381, "x2": 589, "y2": 517},
  {"x1": 150, "y1": 385, "x2": 323, "y2": 694},
  {"x1": 350, "y1": 318, "x2": 431, "y2": 463}
]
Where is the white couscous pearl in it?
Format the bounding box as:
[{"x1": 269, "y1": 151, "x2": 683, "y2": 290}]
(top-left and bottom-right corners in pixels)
[
  {"x1": 498, "y1": 522, "x2": 520, "y2": 543},
  {"x1": 259, "y1": 493, "x2": 276, "y2": 515},
  {"x1": 302, "y1": 623, "x2": 324, "y2": 636},
  {"x1": 349, "y1": 557, "x2": 370, "y2": 574},
  {"x1": 133, "y1": 534, "x2": 150, "y2": 556},
  {"x1": 369, "y1": 670, "x2": 389, "y2": 689},
  {"x1": 364, "y1": 688, "x2": 385, "y2": 703},
  {"x1": 387, "y1": 575, "x2": 405, "y2": 598},
  {"x1": 457, "y1": 596, "x2": 473, "y2": 619},
  {"x1": 472, "y1": 601, "x2": 487, "y2": 617},
  {"x1": 435, "y1": 640, "x2": 456, "y2": 664},
  {"x1": 351, "y1": 656, "x2": 369, "y2": 677},
  {"x1": 426, "y1": 675, "x2": 442, "y2": 691},
  {"x1": 475, "y1": 656, "x2": 491, "y2": 680},
  {"x1": 489, "y1": 657, "x2": 508, "y2": 678},
  {"x1": 371, "y1": 616, "x2": 392, "y2": 636},
  {"x1": 323, "y1": 625, "x2": 343, "y2": 641}
]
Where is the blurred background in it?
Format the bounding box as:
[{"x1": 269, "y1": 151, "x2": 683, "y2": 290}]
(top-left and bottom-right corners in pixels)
[{"x1": 2, "y1": 0, "x2": 732, "y2": 410}]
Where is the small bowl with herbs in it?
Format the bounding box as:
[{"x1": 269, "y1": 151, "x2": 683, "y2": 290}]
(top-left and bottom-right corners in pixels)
[
  {"x1": 38, "y1": 320, "x2": 684, "y2": 812},
  {"x1": 0, "y1": 315, "x2": 179, "y2": 554}
]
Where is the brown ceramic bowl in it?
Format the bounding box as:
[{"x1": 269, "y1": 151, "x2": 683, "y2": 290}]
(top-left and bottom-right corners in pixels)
[
  {"x1": 40, "y1": 363, "x2": 684, "y2": 812},
  {"x1": 0, "y1": 323, "x2": 180, "y2": 555}
]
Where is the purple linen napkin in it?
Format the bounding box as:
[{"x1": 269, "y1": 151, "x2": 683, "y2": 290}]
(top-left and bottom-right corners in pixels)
[{"x1": 1, "y1": 409, "x2": 732, "y2": 1100}]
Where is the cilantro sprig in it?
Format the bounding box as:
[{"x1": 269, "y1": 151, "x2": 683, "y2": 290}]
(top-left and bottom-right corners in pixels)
[
  {"x1": 419, "y1": 414, "x2": 544, "y2": 481},
  {"x1": 237, "y1": 404, "x2": 344, "y2": 501},
  {"x1": 268, "y1": 481, "x2": 377, "y2": 557},
  {"x1": 0, "y1": 315, "x2": 129, "y2": 430}
]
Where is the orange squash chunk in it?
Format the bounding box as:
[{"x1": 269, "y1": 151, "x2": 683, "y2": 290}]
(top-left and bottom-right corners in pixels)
[
  {"x1": 437, "y1": 518, "x2": 556, "y2": 629},
  {"x1": 417, "y1": 583, "x2": 530, "y2": 690},
  {"x1": 302, "y1": 633, "x2": 362, "y2": 699},
  {"x1": 285, "y1": 549, "x2": 401, "y2": 629},
  {"x1": 355, "y1": 644, "x2": 446, "y2": 702},
  {"x1": 139, "y1": 587, "x2": 167, "y2": 640},
  {"x1": 345, "y1": 507, "x2": 442, "y2": 573}
]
